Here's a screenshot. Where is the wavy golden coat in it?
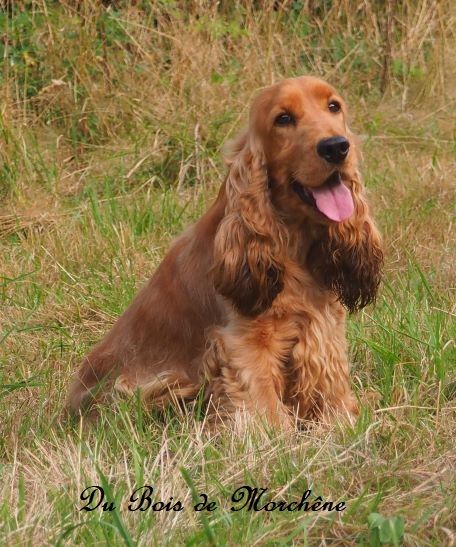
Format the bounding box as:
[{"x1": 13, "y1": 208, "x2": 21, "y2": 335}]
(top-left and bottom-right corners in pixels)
[{"x1": 67, "y1": 76, "x2": 383, "y2": 427}]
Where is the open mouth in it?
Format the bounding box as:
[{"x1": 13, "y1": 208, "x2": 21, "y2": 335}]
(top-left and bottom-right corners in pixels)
[{"x1": 292, "y1": 171, "x2": 354, "y2": 222}]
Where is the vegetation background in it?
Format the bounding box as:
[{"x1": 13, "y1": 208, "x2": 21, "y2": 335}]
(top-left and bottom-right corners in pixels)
[{"x1": 0, "y1": 0, "x2": 454, "y2": 545}]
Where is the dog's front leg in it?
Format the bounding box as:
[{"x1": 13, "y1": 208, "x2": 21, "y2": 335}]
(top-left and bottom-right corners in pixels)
[
  {"x1": 290, "y1": 320, "x2": 358, "y2": 424},
  {"x1": 203, "y1": 318, "x2": 297, "y2": 429}
]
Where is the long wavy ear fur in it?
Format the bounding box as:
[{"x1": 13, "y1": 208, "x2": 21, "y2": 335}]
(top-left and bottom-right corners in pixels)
[
  {"x1": 309, "y1": 175, "x2": 383, "y2": 313},
  {"x1": 213, "y1": 133, "x2": 286, "y2": 317}
]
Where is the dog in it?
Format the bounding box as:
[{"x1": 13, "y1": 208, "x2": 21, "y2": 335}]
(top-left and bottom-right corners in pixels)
[{"x1": 67, "y1": 76, "x2": 383, "y2": 428}]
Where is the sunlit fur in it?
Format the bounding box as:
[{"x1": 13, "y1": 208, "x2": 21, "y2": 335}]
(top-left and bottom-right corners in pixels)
[{"x1": 67, "y1": 76, "x2": 383, "y2": 427}]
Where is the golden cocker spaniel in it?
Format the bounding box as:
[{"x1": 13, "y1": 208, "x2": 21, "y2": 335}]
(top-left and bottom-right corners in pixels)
[{"x1": 67, "y1": 76, "x2": 383, "y2": 428}]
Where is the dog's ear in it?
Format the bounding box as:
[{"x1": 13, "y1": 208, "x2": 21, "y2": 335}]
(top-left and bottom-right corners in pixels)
[
  {"x1": 213, "y1": 132, "x2": 286, "y2": 317},
  {"x1": 309, "y1": 174, "x2": 383, "y2": 313}
]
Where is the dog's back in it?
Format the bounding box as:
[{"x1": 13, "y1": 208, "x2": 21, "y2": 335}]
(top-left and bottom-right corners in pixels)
[{"x1": 66, "y1": 189, "x2": 226, "y2": 416}]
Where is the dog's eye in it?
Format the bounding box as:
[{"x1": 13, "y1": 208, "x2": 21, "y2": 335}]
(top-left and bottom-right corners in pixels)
[
  {"x1": 274, "y1": 112, "x2": 295, "y2": 126},
  {"x1": 328, "y1": 101, "x2": 341, "y2": 113}
]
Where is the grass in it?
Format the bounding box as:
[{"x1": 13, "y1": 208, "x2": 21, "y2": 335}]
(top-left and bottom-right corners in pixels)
[{"x1": 0, "y1": 1, "x2": 455, "y2": 545}]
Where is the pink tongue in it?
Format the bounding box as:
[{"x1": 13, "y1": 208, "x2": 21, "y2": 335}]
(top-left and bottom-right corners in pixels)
[{"x1": 309, "y1": 177, "x2": 354, "y2": 221}]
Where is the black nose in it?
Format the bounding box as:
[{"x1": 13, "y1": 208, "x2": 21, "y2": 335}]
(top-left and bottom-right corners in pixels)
[{"x1": 316, "y1": 136, "x2": 350, "y2": 164}]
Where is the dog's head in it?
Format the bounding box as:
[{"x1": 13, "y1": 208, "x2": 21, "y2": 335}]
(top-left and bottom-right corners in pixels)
[
  {"x1": 214, "y1": 76, "x2": 383, "y2": 316},
  {"x1": 248, "y1": 76, "x2": 358, "y2": 224}
]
